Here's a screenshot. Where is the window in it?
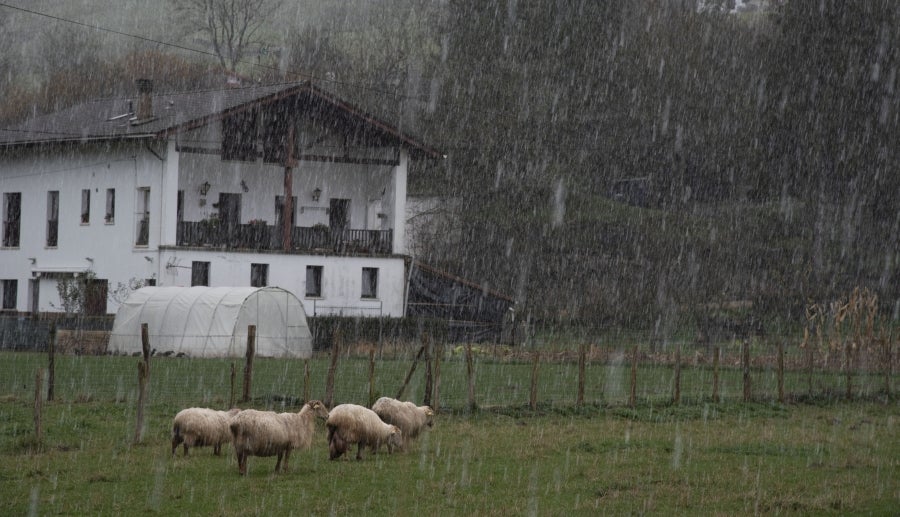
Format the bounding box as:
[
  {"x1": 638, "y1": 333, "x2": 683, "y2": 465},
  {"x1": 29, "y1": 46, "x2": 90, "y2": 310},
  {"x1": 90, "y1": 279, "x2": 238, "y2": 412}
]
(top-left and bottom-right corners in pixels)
[
  {"x1": 105, "y1": 188, "x2": 115, "y2": 223},
  {"x1": 81, "y1": 189, "x2": 91, "y2": 224},
  {"x1": 250, "y1": 263, "x2": 268, "y2": 287},
  {"x1": 361, "y1": 267, "x2": 378, "y2": 299},
  {"x1": 2, "y1": 192, "x2": 21, "y2": 247},
  {"x1": 1, "y1": 279, "x2": 16, "y2": 310},
  {"x1": 262, "y1": 108, "x2": 288, "y2": 164},
  {"x1": 135, "y1": 187, "x2": 150, "y2": 246},
  {"x1": 47, "y1": 191, "x2": 59, "y2": 247},
  {"x1": 222, "y1": 109, "x2": 258, "y2": 161},
  {"x1": 191, "y1": 261, "x2": 210, "y2": 286},
  {"x1": 305, "y1": 266, "x2": 322, "y2": 297}
]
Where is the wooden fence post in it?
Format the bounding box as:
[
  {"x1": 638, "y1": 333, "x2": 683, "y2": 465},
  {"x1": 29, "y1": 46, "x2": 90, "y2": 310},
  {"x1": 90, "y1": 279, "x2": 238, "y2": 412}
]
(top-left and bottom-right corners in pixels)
[
  {"x1": 368, "y1": 346, "x2": 376, "y2": 407},
  {"x1": 242, "y1": 325, "x2": 256, "y2": 403},
  {"x1": 885, "y1": 334, "x2": 893, "y2": 397},
  {"x1": 712, "y1": 346, "x2": 720, "y2": 403},
  {"x1": 229, "y1": 363, "x2": 236, "y2": 408},
  {"x1": 134, "y1": 323, "x2": 151, "y2": 444},
  {"x1": 777, "y1": 341, "x2": 785, "y2": 403},
  {"x1": 433, "y1": 342, "x2": 442, "y2": 412},
  {"x1": 34, "y1": 368, "x2": 43, "y2": 443},
  {"x1": 397, "y1": 345, "x2": 426, "y2": 400},
  {"x1": 47, "y1": 323, "x2": 56, "y2": 402},
  {"x1": 324, "y1": 329, "x2": 341, "y2": 408},
  {"x1": 576, "y1": 342, "x2": 586, "y2": 407},
  {"x1": 423, "y1": 334, "x2": 433, "y2": 406},
  {"x1": 630, "y1": 345, "x2": 638, "y2": 408},
  {"x1": 304, "y1": 359, "x2": 310, "y2": 404},
  {"x1": 673, "y1": 343, "x2": 682, "y2": 405},
  {"x1": 466, "y1": 343, "x2": 476, "y2": 411},
  {"x1": 845, "y1": 339, "x2": 853, "y2": 400},
  {"x1": 530, "y1": 350, "x2": 540, "y2": 410},
  {"x1": 742, "y1": 340, "x2": 751, "y2": 402}
]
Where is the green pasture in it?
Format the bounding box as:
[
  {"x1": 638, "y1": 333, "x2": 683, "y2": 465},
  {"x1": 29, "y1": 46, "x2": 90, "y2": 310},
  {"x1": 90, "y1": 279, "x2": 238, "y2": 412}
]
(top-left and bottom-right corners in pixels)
[{"x1": 0, "y1": 352, "x2": 897, "y2": 514}]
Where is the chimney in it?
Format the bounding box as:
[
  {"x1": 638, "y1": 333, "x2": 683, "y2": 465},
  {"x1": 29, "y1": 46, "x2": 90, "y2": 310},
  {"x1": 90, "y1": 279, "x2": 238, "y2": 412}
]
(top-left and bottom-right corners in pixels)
[{"x1": 135, "y1": 79, "x2": 153, "y2": 120}]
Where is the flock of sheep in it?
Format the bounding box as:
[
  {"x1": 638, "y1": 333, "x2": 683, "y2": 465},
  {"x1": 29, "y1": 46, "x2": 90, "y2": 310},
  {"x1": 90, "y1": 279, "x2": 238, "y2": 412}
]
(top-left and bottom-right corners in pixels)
[{"x1": 170, "y1": 397, "x2": 435, "y2": 475}]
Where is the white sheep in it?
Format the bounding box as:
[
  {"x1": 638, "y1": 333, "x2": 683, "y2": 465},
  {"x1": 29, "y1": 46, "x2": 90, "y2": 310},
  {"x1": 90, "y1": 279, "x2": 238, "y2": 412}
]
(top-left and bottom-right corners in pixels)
[
  {"x1": 228, "y1": 400, "x2": 329, "y2": 475},
  {"x1": 371, "y1": 397, "x2": 434, "y2": 451},
  {"x1": 171, "y1": 407, "x2": 242, "y2": 457},
  {"x1": 326, "y1": 403, "x2": 403, "y2": 460}
]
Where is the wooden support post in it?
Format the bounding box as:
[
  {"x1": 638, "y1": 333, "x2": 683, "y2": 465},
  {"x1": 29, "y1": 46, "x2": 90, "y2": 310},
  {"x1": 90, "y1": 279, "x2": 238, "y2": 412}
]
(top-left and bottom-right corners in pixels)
[
  {"x1": 712, "y1": 346, "x2": 720, "y2": 403},
  {"x1": 576, "y1": 342, "x2": 586, "y2": 407},
  {"x1": 47, "y1": 323, "x2": 56, "y2": 402},
  {"x1": 777, "y1": 341, "x2": 785, "y2": 404},
  {"x1": 368, "y1": 346, "x2": 376, "y2": 407},
  {"x1": 324, "y1": 329, "x2": 341, "y2": 408},
  {"x1": 466, "y1": 343, "x2": 476, "y2": 411},
  {"x1": 433, "y1": 341, "x2": 442, "y2": 412},
  {"x1": 34, "y1": 368, "x2": 43, "y2": 443},
  {"x1": 242, "y1": 325, "x2": 256, "y2": 403},
  {"x1": 630, "y1": 346, "x2": 638, "y2": 408},
  {"x1": 134, "y1": 323, "x2": 151, "y2": 444},
  {"x1": 304, "y1": 360, "x2": 310, "y2": 404},
  {"x1": 806, "y1": 343, "x2": 814, "y2": 397},
  {"x1": 845, "y1": 339, "x2": 853, "y2": 400},
  {"x1": 229, "y1": 362, "x2": 236, "y2": 408},
  {"x1": 885, "y1": 336, "x2": 893, "y2": 397},
  {"x1": 530, "y1": 350, "x2": 540, "y2": 410},
  {"x1": 396, "y1": 345, "x2": 426, "y2": 400},
  {"x1": 423, "y1": 334, "x2": 433, "y2": 407},
  {"x1": 742, "y1": 340, "x2": 751, "y2": 402},
  {"x1": 673, "y1": 343, "x2": 682, "y2": 405}
]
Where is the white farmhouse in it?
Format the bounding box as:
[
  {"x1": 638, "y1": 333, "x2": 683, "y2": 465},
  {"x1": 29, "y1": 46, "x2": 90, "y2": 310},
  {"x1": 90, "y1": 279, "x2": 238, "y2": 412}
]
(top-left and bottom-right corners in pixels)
[{"x1": 0, "y1": 80, "x2": 442, "y2": 319}]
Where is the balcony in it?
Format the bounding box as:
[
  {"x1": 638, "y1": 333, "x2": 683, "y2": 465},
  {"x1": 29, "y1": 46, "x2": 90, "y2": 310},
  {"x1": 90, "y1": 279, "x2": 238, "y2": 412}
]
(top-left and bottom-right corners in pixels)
[{"x1": 176, "y1": 221, "x2": 393, "y2": 255}]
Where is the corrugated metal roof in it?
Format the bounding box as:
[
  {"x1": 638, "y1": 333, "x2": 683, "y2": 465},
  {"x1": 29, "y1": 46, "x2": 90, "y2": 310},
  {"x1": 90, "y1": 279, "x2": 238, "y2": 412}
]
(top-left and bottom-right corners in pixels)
[{"x1": 0, "y1": 81, "x2": 442, "y2": 158}]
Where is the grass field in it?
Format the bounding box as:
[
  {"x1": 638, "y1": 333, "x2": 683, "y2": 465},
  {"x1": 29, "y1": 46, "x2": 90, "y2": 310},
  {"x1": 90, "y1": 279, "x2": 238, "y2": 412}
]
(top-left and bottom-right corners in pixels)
[
  {"x1": 1, "y1": 352, "x2": 897, "y2": 514},
  {"x1": 1, "y1": 399, "x2": 897, "y2": 515}
]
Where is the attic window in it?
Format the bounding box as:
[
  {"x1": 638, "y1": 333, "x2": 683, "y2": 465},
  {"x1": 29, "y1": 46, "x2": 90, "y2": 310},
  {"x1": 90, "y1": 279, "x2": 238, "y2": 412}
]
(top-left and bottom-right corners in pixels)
[{"x1": 222, "y1": 109, "x2": 258, "y2": 162}]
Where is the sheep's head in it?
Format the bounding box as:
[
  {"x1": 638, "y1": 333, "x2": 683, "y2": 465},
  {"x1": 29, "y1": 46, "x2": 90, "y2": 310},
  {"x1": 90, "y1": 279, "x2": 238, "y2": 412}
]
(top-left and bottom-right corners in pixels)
[
  {"x1": 225, "y1": 408, "x2": 242, "y2": 417},
  {"x1": 307, "y1": 400, "x2": 330, "y2": 420},
  {"x1": 423, "y1": 406, "x2": 435, "y2": 427},
  {"x1": 387, "y1": 425, "x2": 403, "y2": 453}
]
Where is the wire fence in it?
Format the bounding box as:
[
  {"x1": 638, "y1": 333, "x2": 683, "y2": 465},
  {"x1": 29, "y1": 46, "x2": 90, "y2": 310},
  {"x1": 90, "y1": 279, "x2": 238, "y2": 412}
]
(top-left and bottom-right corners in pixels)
[{"x1": 1, "y1": 334, "x2": 895, "y2": 412}]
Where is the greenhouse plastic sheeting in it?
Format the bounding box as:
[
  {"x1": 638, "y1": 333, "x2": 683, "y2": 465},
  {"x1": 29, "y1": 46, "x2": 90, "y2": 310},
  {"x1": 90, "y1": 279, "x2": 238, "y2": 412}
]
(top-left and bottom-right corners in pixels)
[{"x1": 108, "y1": 286, "x2": 311, "y2": 358}]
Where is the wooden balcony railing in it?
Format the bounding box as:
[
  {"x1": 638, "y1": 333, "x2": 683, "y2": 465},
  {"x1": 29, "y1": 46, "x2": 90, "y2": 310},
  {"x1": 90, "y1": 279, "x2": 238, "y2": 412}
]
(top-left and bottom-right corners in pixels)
[{"x1": 176, "y1": 222, "x2": 392, "y2": 255}]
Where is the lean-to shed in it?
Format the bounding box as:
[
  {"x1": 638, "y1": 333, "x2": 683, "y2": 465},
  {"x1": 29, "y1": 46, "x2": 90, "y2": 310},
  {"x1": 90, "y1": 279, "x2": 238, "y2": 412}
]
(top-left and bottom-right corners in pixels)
[{"x1": 108, "y1": 286, "x2": 312, "y2": 358}]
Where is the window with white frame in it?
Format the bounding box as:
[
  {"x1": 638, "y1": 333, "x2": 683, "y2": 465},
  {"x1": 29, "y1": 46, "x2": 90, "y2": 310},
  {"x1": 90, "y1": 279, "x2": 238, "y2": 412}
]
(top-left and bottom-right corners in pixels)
[
  {"x1": 361, "y1": 267, "x2": 378, "y2": 299},
  {"x1": 306, "y1": 265, "x2": 322, "y2": 297},
  {"x1": 81, "y1": 189, "x2": 90, "y2": 224},
  {"x1": 105, "y1": 188, "x2": 115, "y2": 223}
]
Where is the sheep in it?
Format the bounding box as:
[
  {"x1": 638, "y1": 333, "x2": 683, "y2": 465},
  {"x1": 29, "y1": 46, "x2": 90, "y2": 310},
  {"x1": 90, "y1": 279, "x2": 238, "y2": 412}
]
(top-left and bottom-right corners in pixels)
[
  {"x1": 326, "y1": 403, "x2": 403, "y2": 461},
  {"x1": 171, "y1": 407, "x2": 242, "y2": 457},
  {"x1": 228, "y1": 400, "x2": 329, "y2": 475},
  {"x1": 371, "y1": 397, "x2": 434, "y2": 451}
]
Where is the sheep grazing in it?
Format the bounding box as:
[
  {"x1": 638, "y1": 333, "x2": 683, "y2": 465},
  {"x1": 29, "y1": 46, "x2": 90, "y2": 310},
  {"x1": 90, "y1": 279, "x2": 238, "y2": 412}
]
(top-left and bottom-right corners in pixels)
[
  {"x1": 229, "y1": 400, "x2": 330, "y2": 475},
  {"x1": 326, "y1": 403, "x2": 402, "y2": 461},
  {"x1": 171, "y1": 407, "x2": 242, "y2": 457},
  {"x1": 371, "y1": 397, "x2": 434, "y2": 451}
]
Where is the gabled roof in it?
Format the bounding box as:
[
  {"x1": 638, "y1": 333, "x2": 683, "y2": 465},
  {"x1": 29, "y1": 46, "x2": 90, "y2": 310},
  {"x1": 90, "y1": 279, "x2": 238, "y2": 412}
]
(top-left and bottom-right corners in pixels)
[{"x1": 0, "y1": 81, "x2": 442, "y2": 158}]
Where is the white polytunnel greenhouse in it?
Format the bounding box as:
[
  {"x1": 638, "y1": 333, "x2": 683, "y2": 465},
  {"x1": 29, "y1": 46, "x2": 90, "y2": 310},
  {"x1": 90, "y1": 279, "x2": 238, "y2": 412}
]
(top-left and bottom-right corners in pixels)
[{"x1": 108, "y1": 286, "x2": 312, "y2": 358}]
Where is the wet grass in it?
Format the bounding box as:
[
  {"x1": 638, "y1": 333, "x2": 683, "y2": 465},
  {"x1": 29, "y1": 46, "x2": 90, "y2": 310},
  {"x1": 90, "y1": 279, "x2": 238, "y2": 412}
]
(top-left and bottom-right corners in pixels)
[
  {"x1": 0, "y1": 400, "x2": 897, "y2": 514},
  {"x1": 1, "y1": 360, "x2": 897, "y2": 514}
]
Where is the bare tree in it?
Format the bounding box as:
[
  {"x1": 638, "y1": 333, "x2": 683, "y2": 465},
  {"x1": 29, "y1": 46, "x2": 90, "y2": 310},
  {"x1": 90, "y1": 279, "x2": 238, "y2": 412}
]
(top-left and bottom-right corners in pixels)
[{"x1": 172, "y1": 0, "x2": 282, "y2": 72}]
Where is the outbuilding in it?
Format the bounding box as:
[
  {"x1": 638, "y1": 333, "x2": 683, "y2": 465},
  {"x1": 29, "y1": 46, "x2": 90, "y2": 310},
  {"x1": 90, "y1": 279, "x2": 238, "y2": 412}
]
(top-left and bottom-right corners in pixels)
[{"x1": 108, "y1": 286, "x2": 311, "y2": 358}]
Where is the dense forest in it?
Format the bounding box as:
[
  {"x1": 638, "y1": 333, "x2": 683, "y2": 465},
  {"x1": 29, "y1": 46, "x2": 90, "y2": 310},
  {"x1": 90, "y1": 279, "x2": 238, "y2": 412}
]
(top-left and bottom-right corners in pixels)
[{"x1": 1, "y1": 0, "x2": 897, "y2": 334}]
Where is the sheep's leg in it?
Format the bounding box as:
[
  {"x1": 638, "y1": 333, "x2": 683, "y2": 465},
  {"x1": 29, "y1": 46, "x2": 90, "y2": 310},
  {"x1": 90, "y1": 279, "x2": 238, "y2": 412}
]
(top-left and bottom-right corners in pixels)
[
  {"x1": 275, "y1": 452, "x2": 284, "y2": 472},
  {"x1": 171, "y1": 436, "x2": 180, "y2": 457},
  {"x1": 282, "y1": 449, "x2": 291, "y2": 472},
  {"x1": 213, "y1": 443, "x2": 221, "y2": 455},
  {"x1": 237, "y1": 451, "x2": 247, "y2": 476},
  {"x1": 356, "y1": 442, "x2": 364, "y2": 461}
]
